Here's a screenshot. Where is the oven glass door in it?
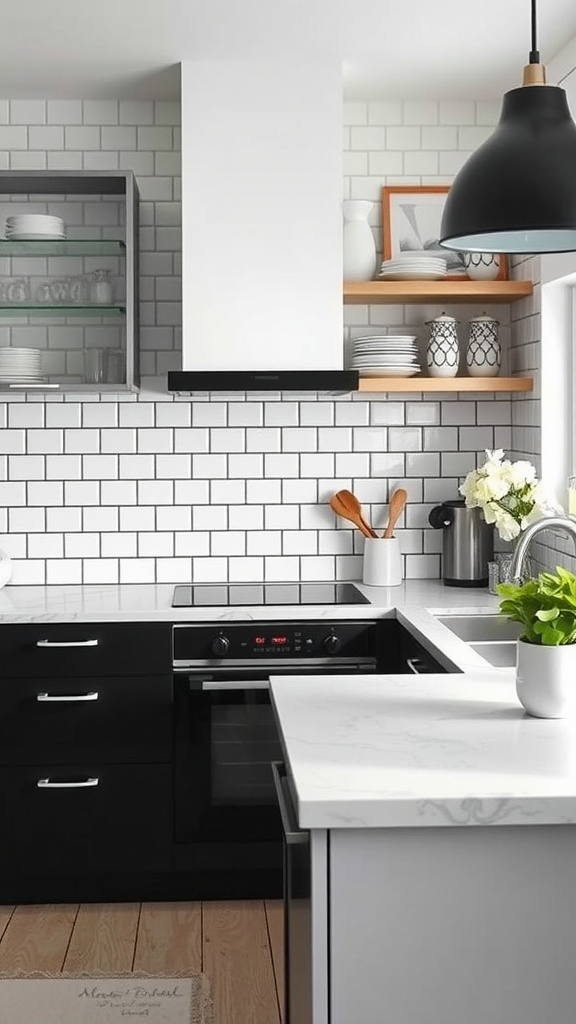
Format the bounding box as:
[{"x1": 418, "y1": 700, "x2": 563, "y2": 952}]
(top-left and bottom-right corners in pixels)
[{"x1": 174, "y1": 673, "x2": 284, "y2": 843}]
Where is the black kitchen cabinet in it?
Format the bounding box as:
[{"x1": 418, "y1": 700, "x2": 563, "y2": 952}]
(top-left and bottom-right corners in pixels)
[{"x1": 0, "y1": 620, "x2": 173, "y2": 903}]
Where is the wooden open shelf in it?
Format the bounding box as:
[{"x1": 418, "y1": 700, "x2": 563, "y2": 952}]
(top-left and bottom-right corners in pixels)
[
  {"x1": 344, "y1": 280, "x2": 534, "y2": 304},
  {"x1": 357, "y1": 376, "x2": 533, "y2": 393}
]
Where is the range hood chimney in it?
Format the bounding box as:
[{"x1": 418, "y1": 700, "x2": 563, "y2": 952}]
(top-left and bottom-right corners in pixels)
[{"x1": 172, "y1": 60, "x2": 353, "y2": 396}]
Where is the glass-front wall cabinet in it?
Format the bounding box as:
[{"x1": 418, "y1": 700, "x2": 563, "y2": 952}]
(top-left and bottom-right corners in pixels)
[{"x1": 0, "y1": 170, "x2": 139, "y2": 392}]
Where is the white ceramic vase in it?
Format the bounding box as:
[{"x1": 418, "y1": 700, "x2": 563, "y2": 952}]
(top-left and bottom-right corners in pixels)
[
  {"x1": 342, "y1": 200, "x2": 377, "y2": 281},
  {"x1": 466, "y1": 314, "x2": 501, "y2": 377},
  {"x1": 516, "y1": 639, "x2": 576, "y2": 718},
  {"x1": 425, "y1": 313, "x2": 460, "y2": 378},
  {"x1": 463, "y1": 252, "x2": 501, "y2": 280}
]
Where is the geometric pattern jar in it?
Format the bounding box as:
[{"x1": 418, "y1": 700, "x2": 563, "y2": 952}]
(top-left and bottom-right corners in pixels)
[
  {"x1": 466, "y1": 314, "x2": 501, "y2": 377},
  {"x1": 425, "y1": 312, "x2": 459, "y2": 378}
]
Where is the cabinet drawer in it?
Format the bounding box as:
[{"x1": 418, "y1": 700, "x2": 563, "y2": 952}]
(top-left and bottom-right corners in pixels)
[
  {"x1": 0, "y1": 764, "x2": 172, "y2": 872},
  {"x1": 0, "y1": 622, "x2": 171, "y2": 677},
  {"x1": 0, "y1": 675, "x2": 173, "y2": 765}
]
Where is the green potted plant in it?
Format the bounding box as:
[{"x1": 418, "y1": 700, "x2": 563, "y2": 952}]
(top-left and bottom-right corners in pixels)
[{"x1": 497, "y1": 566, "x2": 576, "y2": 718}]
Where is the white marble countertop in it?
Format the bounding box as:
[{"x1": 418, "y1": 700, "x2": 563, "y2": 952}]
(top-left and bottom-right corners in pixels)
[
  {"x1": 0, "y1": 578, "x2": 499, "y2": 624},
  {"x1": 270, "y1": 670, "x2": 576, "y2": 830}
]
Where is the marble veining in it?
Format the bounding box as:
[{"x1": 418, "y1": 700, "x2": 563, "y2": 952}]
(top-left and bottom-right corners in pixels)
[{"x1": 270, "y1": 672, "x2": 576, "y2": 829}]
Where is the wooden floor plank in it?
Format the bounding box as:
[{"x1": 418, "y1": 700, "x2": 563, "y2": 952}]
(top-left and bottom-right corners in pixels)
[
  {"x1": 0, "y1": 904, "x2": 78, "y2": 973},
  {"x1": 203, "y1": 900, "x2": 281, "y2": 1024},
  {"x1": 63, "y1": 903, "x2": 140, "y2": 973},
  {"x1": 265, "y1": 900, "x2": 284, "y2": 1021},
  {"x1": 0, "y1": 907, "x2": 15, "y2": 944},
  {"x1": 133, "y1": 902, "x2": 202, "y2": 973}
]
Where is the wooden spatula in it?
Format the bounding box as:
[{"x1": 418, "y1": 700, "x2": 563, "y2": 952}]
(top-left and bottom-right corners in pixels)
[
  {"x1": 330, "y1": 490, "x2": 377, "y2": 539},
  {"x1": 383, "y1": 488, "x2": 408, "y2": 538}
]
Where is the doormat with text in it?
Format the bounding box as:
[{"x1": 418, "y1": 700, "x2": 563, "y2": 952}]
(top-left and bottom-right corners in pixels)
[{"x1": 0, "y1": 971, "x2": 213, "y2": 1023}]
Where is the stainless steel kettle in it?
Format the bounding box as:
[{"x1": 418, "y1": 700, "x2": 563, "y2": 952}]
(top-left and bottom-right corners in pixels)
[{"x1": 428, "y1": 499, "x2": 493, "y2": 587}]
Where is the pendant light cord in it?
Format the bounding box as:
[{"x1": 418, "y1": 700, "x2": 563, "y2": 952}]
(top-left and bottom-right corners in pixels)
[{"x1": 529, "y1": 0, "x2": 540, "y2": 64}]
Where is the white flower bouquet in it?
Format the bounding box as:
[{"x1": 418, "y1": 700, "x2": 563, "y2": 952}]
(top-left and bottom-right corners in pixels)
[{"x1": 459, "y1": 449, "x2": 561, "y2": 541}]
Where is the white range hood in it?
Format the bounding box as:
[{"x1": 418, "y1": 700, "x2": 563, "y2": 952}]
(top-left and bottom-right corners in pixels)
[{"x1": 168, "y1": 59, "x2": 357, "y2": 395}]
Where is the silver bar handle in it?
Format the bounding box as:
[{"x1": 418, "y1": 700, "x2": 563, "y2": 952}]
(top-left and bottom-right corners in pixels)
[
  {"x1": 36, "y1": 639, "x2": 99, "y2": 648},
  {"x1": 201, "y1": 679, "x2": 269, "y2": 691},
  {"x1": 406, "y1": 657, "x2": 424, "y2": 674},
  {"x1": 37, "y1": 778, "x2": 99, "y2": 789},
  {"x1": 271, "y1": 762, "x2": 308, "y2": 845},
  {"x1": 36, "y1": 692, "x2": 99, "y2": 703}
]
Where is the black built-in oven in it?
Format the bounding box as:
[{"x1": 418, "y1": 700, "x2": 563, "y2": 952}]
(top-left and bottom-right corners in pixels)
[{"x1": 172, "y1": 619, "x2": 379, "y2": 899}]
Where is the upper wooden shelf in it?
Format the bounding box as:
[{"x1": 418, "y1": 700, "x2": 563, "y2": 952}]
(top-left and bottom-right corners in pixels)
[
  {"x1": 357, "y1": 376, "x2": 533, "y2": 393},
  {"x1": 343, "y1": 280, "x2": 534, "y2": 304}
]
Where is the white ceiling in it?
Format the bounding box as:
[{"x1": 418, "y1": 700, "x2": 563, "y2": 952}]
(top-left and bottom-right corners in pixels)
[{"x1": 2, "y1": 0, "x2": 576, "y2": 100}]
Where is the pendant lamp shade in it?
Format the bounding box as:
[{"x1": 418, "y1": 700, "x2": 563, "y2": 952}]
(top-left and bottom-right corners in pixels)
[{"x1": 440, "y1": 85, "x2": 576, "y2": 254}]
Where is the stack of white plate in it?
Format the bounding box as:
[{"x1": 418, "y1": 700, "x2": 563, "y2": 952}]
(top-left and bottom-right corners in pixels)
[
  {"x1": 351, "y1": 335, "x2": 421, "y2": 377},
  {"x1": 0, "y1": 348, "x2": 46, "y2": 382},
  {"x1": 378, "y1": 252, "x2": 447, "y2": 280},
  {"x1": 5, "y1": 214, "x2": 66, "y2": 241}
]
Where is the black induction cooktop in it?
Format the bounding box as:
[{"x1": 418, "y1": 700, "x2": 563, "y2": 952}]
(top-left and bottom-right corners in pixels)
[{"x1": 172, "y1": 582, "x2": 370, "y2": 608}]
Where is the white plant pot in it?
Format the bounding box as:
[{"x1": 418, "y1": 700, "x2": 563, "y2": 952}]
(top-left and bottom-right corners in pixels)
[{"x1": 516, "y1": 638, "x2": 576, "y2": 718}]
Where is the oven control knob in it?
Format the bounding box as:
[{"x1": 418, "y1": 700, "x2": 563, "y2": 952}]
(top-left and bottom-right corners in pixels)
[
  {"x1": 323, "y1": 632, "x2": 341, "y2": 655},
  {"x1": 211, "y1": 634, "x2": 230, "y2": 658}
]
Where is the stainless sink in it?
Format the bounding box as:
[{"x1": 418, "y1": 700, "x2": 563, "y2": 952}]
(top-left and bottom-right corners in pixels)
[
  {"x1": 436, "y1": 614, "x2": 522, "y2": 669},
  {"x1": 436, "y1": 614, "x2": 523, "y2": 643}
]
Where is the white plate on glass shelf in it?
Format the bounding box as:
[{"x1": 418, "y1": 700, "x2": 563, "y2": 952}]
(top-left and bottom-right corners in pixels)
[
  {"x1": 5, "y1": 233, "x2": 66, "y2": 241},
  {"x1": 357, "y1": 366, "x2": 421, "y2": 377}
]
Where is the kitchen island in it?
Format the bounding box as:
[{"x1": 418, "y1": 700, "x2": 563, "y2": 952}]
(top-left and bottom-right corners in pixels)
[{"x1": 270, "y1": 670, "x2": 576, "y2": 1024}]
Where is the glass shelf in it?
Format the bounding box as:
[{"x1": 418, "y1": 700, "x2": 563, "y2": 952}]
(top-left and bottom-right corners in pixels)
[
  {"x1": 0, "y1": 239, "x2": 126, "y2": 256},
  {"x1": 0, "y1": 305, "x2": 126, "y2": 317}
]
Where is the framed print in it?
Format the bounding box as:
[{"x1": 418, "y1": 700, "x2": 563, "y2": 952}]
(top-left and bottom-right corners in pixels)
[{"x1": 382, "y1": 185, "x2": 508, "y2": 280}]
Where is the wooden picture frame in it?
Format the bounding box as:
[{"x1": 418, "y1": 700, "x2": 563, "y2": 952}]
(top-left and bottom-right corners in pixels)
[{"x1": 381, "y1": 185, "x2": 508, "y2": 281}]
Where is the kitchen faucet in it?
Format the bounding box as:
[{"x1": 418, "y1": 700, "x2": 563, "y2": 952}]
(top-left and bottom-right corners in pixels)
[{"x1": 509, "y1": 516, "x2": 576, "y2": 583}]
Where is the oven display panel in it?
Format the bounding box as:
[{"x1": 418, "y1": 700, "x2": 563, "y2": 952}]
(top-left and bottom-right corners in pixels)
[{"x1": 250, "y1": 631, "x2": 298, "y2": 653}]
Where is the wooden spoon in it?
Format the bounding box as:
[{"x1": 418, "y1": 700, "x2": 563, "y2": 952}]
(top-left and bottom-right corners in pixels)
[
  {"x1": 383, "y1": 488, "x2": 408, "y2": 539},
  {"x1": 330, "y1": 490, "x2": 377, "y2": 539}
]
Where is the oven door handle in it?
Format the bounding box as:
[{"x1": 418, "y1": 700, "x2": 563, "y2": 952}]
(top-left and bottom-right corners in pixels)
[{"x1": 199, "y1": 678, "x2": 270, "y2": 691}]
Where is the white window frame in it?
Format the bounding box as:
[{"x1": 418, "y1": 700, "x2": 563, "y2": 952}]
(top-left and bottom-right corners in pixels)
[{"x1": 540, "y1": 254, "x2": 576, "y2": 510}]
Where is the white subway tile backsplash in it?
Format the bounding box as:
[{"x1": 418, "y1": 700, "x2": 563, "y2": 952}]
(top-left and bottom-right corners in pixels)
[
  {"x1": 265, "y1": 505, "x2": 300, "y2": 531},
  {"x1": 46, "y1": 559, "x2": 82, "y2": 585},
  {"x1": 228, "y1": 453, "x2": 263, "y2": 479},
  {"x1": 83, "y1": 559, "x2": 120, "y2": 584},
  {"x1": 175, "y1": 531, "x2": 209, "y2": 556},
  {"x1": 211, "y1": 531, "x2": 246, "y2": 557},
  {"x1": 229, "y1": 505, "x2": 264, "y2": 531},
  {"x1": 0, "y1": 94, "x2": 523, "y2": 587},
  {"x1": 46, "y1": 454, "x2": 82, "y2": 480},
  {"x1": 246, "y1": 427, "x2": 282, "y2": 453},
  {"x1": 64, "y1": 480, "x2": 100, "y2": 506},
  {"x1": 264, "y1": 453, "x2": 300, "y2": 478},
  {"x1": 119, "y1": 557, "x2": 156, "y2": 584},
  {"x1": 97, "y1": 532, "x2": 134, "y2": 557},
  {"x1": 65, "y1": 533, "x2": 101, "y2": 558},
  {"x1": 192, "y1": 557, "x2": 228, "y2": 583},
  {"x1": 247, "y1": 531, "x2": 281, "y2": 556},
  {"x1": 138, "y1": 531, "x2": 174, "y2": 557},
  {"x1": 300, "y1": 403, "x2": 334, "y2": 426}
]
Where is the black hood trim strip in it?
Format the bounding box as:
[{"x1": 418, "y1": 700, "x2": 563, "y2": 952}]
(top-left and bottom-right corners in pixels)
[{"x1": 167, "y1": 370, "x2": 359, "y2": 395}]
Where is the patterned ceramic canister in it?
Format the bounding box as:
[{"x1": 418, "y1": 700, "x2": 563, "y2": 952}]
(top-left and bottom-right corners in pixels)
[
  {"x1": 466, "y1": 313, "x2": 501, "y2": 377},
  {"x1": 463, "y1": 252, "x2": 501, "y2": 280},
  {"x1": 425, "y1": 312, "x2": 459, "y2": 378}
]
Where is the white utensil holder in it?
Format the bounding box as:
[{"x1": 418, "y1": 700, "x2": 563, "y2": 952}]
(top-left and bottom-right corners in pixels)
[{"x1": 362, "y1": 537, "x2": 403, "y2": 587}]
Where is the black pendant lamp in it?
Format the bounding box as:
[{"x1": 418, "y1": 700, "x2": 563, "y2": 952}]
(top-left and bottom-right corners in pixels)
[{"x1": 440, "y1": 0, "x2": 576, "y2": 254}]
